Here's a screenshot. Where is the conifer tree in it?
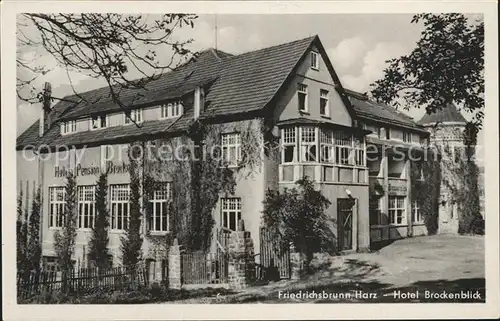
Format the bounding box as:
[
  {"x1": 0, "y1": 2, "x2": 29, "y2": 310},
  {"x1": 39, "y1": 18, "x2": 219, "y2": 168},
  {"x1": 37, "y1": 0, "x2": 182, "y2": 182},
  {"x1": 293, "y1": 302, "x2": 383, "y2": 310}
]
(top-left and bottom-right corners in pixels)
[
  {"x1": 26, "y1": 186, "x2": 42, "y2": 272},
  {"x1": 54, "y1": 173, "x2": 78, "y2": 273},
  {"x1": 88, "y1": 173, "x2": 111, "y2": 269},
  {"x1": 120, "y1": 145, "x2": 143, "y2": 268},
  {"x1": 16, "y1": 187, "x2": 28, "y2": 273}
]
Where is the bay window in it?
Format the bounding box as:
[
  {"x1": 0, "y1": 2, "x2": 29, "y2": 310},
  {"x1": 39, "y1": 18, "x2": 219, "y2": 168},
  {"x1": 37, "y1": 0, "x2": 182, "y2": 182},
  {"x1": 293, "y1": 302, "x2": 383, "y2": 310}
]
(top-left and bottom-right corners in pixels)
[
  {"x1": 334, "y1": 131, "x2": 352, "y2": 165},
  {"x1": 300, "y1": 127, "x2": 317, "y2": 162},
  {"x1": 320, "y1": 129, "x2": 334, "y2": 163},
  {"x1": 281, "y1": 127, "x2": 297, "y2": 163}
]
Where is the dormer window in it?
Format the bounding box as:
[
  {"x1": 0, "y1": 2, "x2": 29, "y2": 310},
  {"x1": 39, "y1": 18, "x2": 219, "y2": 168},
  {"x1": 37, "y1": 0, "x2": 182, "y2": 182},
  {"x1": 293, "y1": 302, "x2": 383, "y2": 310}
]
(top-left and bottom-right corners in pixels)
[
  {"x1": 124, "y1": 109, "x2": 143, "y2": 125},
  {"x1": 61, "y1": 120, "x2": 77, "y2": 135},
  {"x1": 311, "y1": 51, "x2": 319, "y2": 70},
  {"x1": 161, "y1": 101, "x2": 183, "y2": 119},
  {"x1": 90, "y1": 115, "x2": 108, "y2": 130}
]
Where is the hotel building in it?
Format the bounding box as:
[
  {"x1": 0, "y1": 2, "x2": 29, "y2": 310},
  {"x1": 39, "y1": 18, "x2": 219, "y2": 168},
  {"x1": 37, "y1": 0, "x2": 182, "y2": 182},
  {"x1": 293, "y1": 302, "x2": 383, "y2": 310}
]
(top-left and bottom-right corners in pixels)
[{"x1": 17, "y1": 35, "x2": 445, "y2": 270}]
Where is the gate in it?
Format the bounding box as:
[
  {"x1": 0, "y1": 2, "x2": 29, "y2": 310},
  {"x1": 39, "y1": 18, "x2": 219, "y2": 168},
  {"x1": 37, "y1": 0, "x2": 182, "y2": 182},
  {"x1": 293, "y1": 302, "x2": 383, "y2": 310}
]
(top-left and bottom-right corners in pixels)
[
  {"x1": 337, "y1": 198, "x2": 354, "y2": 251},
  {"x1": 181, "y1": 251, "x2": 229, "y2": 285},
  {"x1": 260, "y1": 227, "x2": 290, "y2": 279}
]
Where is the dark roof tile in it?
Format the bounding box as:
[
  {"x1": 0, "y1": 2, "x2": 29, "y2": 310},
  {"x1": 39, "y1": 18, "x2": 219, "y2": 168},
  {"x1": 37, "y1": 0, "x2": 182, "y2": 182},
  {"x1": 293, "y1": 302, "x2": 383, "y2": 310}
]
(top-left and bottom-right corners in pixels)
[{"x1": 418, "y1": 103, "x2": 467, "y2": 125}]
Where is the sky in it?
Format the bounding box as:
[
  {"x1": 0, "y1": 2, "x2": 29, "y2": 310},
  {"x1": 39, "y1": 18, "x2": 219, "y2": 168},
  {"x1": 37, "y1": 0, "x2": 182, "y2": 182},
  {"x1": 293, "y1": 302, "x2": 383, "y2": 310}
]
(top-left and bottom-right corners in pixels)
[{"x1": 16, "y1": 13, "x2": 483, "y2": 147}]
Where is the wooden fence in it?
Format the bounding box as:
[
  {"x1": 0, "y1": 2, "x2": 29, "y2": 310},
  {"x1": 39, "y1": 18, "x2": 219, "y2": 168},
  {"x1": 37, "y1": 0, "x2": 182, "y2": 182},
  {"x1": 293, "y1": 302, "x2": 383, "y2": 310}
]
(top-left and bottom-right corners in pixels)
[
  {"x1": 260, "y1": 227, "x2": 290, "y2": 279},
  {"x1": 17, "y1": 266, "x2": 148, "y2": 300},
  {"x1": 181, "y1": 251, "x2": 229, "y2": 285}
]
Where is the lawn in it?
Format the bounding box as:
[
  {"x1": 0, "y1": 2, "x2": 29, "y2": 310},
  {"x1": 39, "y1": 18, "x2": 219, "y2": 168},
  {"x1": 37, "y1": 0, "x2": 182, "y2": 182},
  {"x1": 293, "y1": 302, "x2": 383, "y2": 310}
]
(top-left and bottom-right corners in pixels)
[{"x1": 171, "y1": 234, "x2": 485, "y2": 303}]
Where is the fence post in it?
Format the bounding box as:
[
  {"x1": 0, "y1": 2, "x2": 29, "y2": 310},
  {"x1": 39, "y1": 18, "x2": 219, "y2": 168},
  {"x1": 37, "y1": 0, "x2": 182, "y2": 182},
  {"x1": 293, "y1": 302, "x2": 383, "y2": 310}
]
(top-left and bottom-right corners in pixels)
[
  {"x1": 168, "y1": 238, "x2": 182, "y2": 290},
  {"x1": 228, "y1": 220, "x2": 255, "y2": 290}
]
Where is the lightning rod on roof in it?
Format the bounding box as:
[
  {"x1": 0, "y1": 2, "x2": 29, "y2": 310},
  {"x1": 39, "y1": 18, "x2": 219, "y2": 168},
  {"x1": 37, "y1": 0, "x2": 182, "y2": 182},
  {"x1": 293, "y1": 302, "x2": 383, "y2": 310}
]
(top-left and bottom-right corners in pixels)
[{"x1": 214, "y1": 14, "x2": 218, "y2": 51}]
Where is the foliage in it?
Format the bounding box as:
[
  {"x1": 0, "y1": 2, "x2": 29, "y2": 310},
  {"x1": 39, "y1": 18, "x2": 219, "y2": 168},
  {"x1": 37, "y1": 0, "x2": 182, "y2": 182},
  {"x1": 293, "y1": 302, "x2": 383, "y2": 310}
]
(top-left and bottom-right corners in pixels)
[
  {"x1": 439, "y1": 143, "x2": 482, "y2": 234},
  {"x1": 121, "y1": 144, "x2": 144, "y2": 268},
  {"x1": 54, "y1": 173, "x2": 78, "y2": 273},
  {"x1": 88, "y1": 173, "x2": 111, "y2": 269},
  {"x1": 262, "y1": 177, "x2": 333, "y2": 264},
  {"x1": 25, "y1": 186, "x2": 42, "y2": 272},
  {"x1": 371, "y1": 13, "x2": 484, "y2": 135},
  {"x1": 410, "y1": 150, "x2": 440, "y2": 234},
  {"x1": 17, "y1": 187, "x2": 28, "y2": 274},
  {"x1": 17, "y1": 13, "x2": 198, "y2": 113}
]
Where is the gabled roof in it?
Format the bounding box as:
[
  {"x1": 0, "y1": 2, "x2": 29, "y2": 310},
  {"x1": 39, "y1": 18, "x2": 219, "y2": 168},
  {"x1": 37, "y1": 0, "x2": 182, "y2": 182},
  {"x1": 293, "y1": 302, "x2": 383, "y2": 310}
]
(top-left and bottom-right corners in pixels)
[
  {"x1": 418, "y1": 103, "x2": 467, "y2": 125},
  {"x1": 344, "y1": 89, "x2": 427, "y2": 133},
  {"x1": 17, "y1": 36, "x2": 321, "y2": 149}
]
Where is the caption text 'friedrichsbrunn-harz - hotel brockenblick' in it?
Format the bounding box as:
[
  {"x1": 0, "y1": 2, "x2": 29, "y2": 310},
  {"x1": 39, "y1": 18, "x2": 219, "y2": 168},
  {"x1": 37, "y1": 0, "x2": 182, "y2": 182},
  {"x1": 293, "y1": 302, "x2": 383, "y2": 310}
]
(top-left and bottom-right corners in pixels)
[{"x1": 16, "y1": 35, "x2": 477, "y2": 270}]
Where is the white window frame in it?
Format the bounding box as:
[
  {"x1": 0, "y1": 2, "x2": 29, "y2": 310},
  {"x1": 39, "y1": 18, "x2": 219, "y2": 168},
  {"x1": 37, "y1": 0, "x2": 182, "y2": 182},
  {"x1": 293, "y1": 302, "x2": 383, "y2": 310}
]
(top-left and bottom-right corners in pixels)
[
  {"x1": 78, "y1": 185, "x2": 96, "y2": 229},
  {"x1": 90, "y1": 115, "x2": 108, "y2": 130},
  {"x1": 300, "y1": 126, "x2": 317, "y2": 163},
  {"x1": 403, "y1": 131, "x2": 411, "y2": 143},
  {"x1": 221, "y1": 198, "x2": 242, "y2": 231},
  {"x1": 281, "y1": 127, "x2": 297, "y2": 164},
  {"x1": 354, "y1": 137, "x2": 365, "y2": 166},
  {"x1": 161, "y1": 101, "x2": 183, "y2": 119},
  {"x1": 49, "y1": 186, "x2": 66, "y2": 228},
  {"x1": 297, "y1": 83, "x2": 308, "y2": 113},
  {"x1": 149, "y1": 182, "x2": 171, "y2": 233},
  {"x1": 61, "y1": 120, "x2": 77, "y2": 135},
  {"x1": 221, "y1": 133, "x2": 241, "y2": 167},
  {"x1": 334, "y1": 131, "x2": 353, "y2": 165},
  {"x1": 124, "y1": 109, "x2": 143, "y2": 125},
  {"x1": 311, "y1": 51, "x2": 319, "y2": 70},
  {"x1": 320, "y1": 89, "x2": 329, "y2": 117},
  {"x1": 320, "y1": 129, "x2": 334, "y2": 163},
  {"x1": 389, "y1": 196, "x2": 406, "y2": 226},
  {"x1": 412, "y1": 200, "x2": 423, "y2": 224},
  {"x1": 110, "y1": 184, "x2": 130, "y2": 231}
]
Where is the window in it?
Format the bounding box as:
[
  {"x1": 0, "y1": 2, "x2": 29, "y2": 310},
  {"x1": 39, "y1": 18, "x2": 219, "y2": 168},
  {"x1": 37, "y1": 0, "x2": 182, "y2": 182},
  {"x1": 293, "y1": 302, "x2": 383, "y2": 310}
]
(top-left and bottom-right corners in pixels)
[
  {"x1": 403, "y1": 132, "x2": 411, "y2": 143},
  {"x1": 78, "y1": 185, "x2": 96, "y2": 229},
  {"x1": 91, "y1": 115, "x2": 108, "y2": 130},
  {"x1": 354, "y1": 137, "x2": 365, "y2": 166},
  {"x1": 389, "y1": 196, "x2": 406, "y2": 225},
  {"x1": 221, "y1": 133, "x2": 241, "y2": 167},
  {"x1": 311, "y1": 51, "x2": 319, "y2": 70},
  {"x1": 297, "y1": 83, "x2": 308, "y2": 112},
  {"x1": 61, "y1": 121, "x2": 77, "y2": 135},
  {"x1": 110, "y1": 184, "x2": 130, "y2": 230},
  {"x1": 320, "y1": 89, "x2": 329, "y2": 116},
  {"x1": 161, "y1": 101, "x2": 183, "y2": 119},
  {"x1": 385, "y1": 128, "x2": 391, "y2": 140},
  {"x1": 320, "y1": 129, "x2": 334, "y2": 163},
  {"x1": 300, "y1": 127, "x2": 317, "y2": 162},
  {"x1": 124, "y1": 109, "x2": 143, "y2": 125},
  {"x1": 369, "y1": 198, "x2": 381, "y2": 226},
  {"x1": 221, "y1": 198, "x2": 242, "y2": 231},
  {"x1": 49, "y1": 187, "x2": 66, "y2": 228},
  {"x1": 149, "y1": 182, "x2": 171, "y2": 232},
  {"x1": 334, "y1": 131, "x2": 352, "y2": 165},
  {"x1": 412, "y1": 200, "x2": 423, "y2": 223},
  {"x1": 281, "y1": 127, "x2": 297, "y2": 163}
]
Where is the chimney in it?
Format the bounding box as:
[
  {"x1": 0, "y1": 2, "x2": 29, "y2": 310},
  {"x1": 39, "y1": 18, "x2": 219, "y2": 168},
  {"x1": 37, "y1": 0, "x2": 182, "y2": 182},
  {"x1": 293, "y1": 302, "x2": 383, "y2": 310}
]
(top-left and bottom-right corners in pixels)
[
  {"x1": 193, "y1": 86, "x2": 205, "y2": 120},
  {"x1": 39, "y1": 82, "x2": 52, "y2": 136}
]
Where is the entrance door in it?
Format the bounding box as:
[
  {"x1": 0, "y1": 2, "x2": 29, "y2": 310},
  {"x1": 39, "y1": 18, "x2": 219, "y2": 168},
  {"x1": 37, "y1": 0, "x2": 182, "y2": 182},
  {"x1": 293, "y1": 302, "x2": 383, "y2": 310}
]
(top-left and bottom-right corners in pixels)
[{"x1": 337, "y1": 198, "x2": 354, "y2": 251}]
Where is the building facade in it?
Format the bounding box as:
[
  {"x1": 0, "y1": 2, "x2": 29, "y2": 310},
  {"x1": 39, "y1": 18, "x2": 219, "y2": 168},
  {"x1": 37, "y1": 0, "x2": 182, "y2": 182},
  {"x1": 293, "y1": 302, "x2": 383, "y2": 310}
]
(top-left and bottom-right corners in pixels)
[{"x1": 16, "y1": 35, "x2": 433, "y2": 270}]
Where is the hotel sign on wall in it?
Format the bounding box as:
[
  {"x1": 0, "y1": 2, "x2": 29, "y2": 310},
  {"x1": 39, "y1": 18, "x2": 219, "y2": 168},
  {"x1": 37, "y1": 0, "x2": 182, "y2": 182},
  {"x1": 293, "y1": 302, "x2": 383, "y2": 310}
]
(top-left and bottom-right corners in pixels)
[
  {"x1": 54, "y1": 161, "x2": 130, "y2": 177},
  {"x1": 388, "y1": 180, "x2": 407, "y2": 195}
]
